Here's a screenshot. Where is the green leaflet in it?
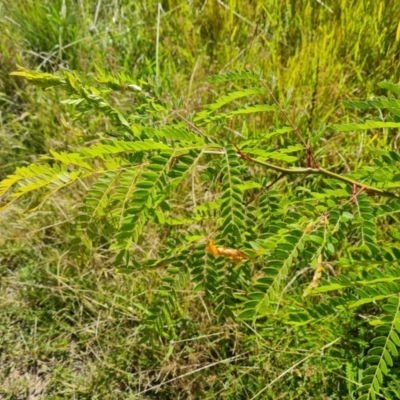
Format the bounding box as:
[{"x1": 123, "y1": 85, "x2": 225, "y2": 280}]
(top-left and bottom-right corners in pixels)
[
  {"x1": 244, "y1": 144, "x2": 303, "y2": 163},
  {"x1": 194, "y1": 88, "x2": 267, "y2": 121},
  {"x1": 235, "y1": 181, "x2": 263, "y2": 191},
  {"x1": 343, "y1": 98, "x2": 400, "y2": 110},
  {"x1": 332, "y1": 120, "x2": 400, "y2": 132},
  {"x1": 357, "y1": 298, "x2": 400, "y2": 399},
  {"x1": 0, "y1": 163, "x2": 89, "y2": 213},
  {"x1": 312, "y1": 276, "x2": 400, "y2": 295},
  {"x1": 11, "y1": 67, "x2": 132, "y2": 130},
  {"x1": 0, "y1": 163, "x2": 85, "y2": 198},
  {"x1": 218, "y1": 144, "x2": 246, "y2": 243},
  {"x1": 229, "y1": 104, "x2": 279, "y2": 115},
  {"x1": 79, "y1": 140, "x2": 171, "y2": 157},
  {"x1": 46, "y1": 150, "x2": 93, "y2": 170},
  {"x1": 194, "y1": 200, "x2": 222, "y2": 213},
  {"x1": 378, "y1": 81, "x2": 400, "y2": 96},
  {"x1": 10, "y1": 65, "x2": 66, "y2": 88}
]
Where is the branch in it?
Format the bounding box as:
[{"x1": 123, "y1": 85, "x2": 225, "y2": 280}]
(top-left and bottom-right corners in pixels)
[
  {"x1": 259, "y1": 78, "x2": 319, "y2": 168},
  {"x1": 233, "y1": 144, "x2": 400, "y2": 199}
]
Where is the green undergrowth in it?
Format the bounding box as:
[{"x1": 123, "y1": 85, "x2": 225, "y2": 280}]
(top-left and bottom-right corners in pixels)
[{"x1": 2, "y1": 1, "x2": 400, "y2": 399}]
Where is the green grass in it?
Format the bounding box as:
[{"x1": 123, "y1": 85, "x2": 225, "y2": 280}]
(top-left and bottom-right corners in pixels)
[{"x1": 1, "y1": 0, "x2": 400, "y2": 398}]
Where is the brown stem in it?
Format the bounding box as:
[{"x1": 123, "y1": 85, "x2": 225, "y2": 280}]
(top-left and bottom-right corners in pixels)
[
  {"x1": 233, "y1": 145, "x2": 400, "y2": 199},
  {"x1": 259, "y1": 78, "x2": 319, "y2": 169}
]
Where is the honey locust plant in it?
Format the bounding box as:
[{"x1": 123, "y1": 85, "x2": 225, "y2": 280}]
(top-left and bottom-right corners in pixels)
[{"x1": 3, "y1": 66, "x2": 400, "y2": 399}]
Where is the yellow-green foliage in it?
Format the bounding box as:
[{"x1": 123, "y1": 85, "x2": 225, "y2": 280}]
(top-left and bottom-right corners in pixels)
[{"x1": 2, "y1": 1, "x2": 400, "y2": 399}]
